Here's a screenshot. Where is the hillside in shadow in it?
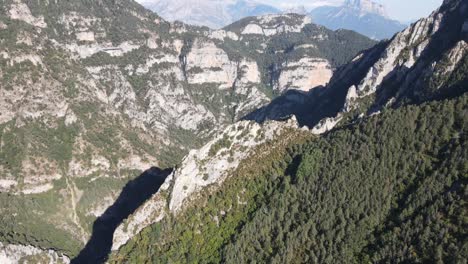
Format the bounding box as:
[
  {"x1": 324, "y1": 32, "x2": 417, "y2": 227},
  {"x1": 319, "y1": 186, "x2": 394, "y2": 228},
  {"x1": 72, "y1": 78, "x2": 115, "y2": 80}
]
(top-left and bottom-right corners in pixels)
[{"x1": 72, "y1": 167, "x2": 173, "y2": 264}]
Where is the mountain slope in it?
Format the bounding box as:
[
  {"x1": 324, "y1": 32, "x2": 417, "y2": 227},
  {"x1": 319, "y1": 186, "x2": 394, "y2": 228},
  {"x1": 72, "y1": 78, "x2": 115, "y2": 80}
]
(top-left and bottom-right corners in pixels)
[
  {"x1": 310, "y1": 0, "x2": 406, "y2": 40},
  {"x1": 110, "y1": 0, "x2": 467, "y2": 262},
  {"x1": 113, "y1": 94, "x2": 467, "y2": 263},
  {"x1": 0, "y1": 0, "x2": 374, "y2": 260},
  {"x1": 247, "y1": 0, "x2": 467, "y2": 132},
  {"x1": 222, "y1": 14, "x2": 375, "y2": 93}
]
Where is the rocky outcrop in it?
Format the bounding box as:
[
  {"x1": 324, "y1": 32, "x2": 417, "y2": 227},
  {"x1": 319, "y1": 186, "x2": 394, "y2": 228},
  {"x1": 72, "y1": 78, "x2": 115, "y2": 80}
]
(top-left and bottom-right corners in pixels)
[
  {"x1": 112, "y1": 117, "x2": 300, "y2": 250},
  {"x1": 276, "y1": 58, "x2": 333, "y2": 92},
  {"x1": 0, "y1": 242, "x2": 70, "y2": 264},
  {"x1": 237, "y1": 14, "x2": 312, "y2": 36},
  {"x1": 186, "y1": 40, "x2": 238, "y2": 88},
  {"x1": 245, "y1": 0, "x2": 466, "y2": 136},
  {"x1": 8, "y1": 0, "x2": 47, "y2": 28}
]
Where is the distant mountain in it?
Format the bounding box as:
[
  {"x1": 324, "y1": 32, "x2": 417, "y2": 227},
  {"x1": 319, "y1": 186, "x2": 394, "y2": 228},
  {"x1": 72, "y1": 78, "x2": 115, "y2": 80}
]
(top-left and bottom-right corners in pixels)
[
  {"x1": 310, "y1": 0, "x2": 406, "y2": 39},
  {"x1": 141, "y1": 0, "x2": 280, "y2": 29},
  {"x1": 141, "y1": 0, "x2": 405, "y2": 40}
]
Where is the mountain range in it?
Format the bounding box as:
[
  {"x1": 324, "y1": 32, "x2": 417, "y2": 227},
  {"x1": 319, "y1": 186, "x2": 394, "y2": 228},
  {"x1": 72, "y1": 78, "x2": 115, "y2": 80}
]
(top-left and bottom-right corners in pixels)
[
  {"x1": 0, "y1": 0, "x2": 467, "y2": 263},
  {"x1": 140, "y1": 0, "x2": 406, "y2": 39},
  {"x1": 310, "y1": 0, "x2": 406, "y2": 39},
  {"x1": 139, "y1": 0, "x2": 281, "y2": 29}
]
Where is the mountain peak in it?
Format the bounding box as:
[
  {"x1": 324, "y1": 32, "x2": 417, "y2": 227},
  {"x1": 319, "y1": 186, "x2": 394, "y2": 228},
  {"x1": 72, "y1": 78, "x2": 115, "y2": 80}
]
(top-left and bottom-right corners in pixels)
[
  {"x1": 344, "y1": 0, "x2": 388, "y2": 17},
  {"x1": 142, "y1": 0, "x2": 279, "y2": 29}
]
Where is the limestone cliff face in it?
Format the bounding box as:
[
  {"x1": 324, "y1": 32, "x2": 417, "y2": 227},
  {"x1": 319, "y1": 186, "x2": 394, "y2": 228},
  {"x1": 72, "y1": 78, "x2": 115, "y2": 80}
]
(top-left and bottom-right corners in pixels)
[
  {"x1": 112, "y1": 117, "x2": 301, "y2": 250},
  {"x1": 325, "y1": 0, "x2": 468, "y2": 130},
  {"x1": 247, "y1": 0, "x2": 467, "y2": 135},
  {"x1": 0, "y1": 242, "x2": 70, "y2": 264},
  {"x1": 238, "y1": 14, "x2": 312, "y2": 36},
  {"x1": 276, "y1": 58, "x2": 332, "y2": 92},
  {"x1": 224, "y1": 13, "x2": 375, "y2": 94}
]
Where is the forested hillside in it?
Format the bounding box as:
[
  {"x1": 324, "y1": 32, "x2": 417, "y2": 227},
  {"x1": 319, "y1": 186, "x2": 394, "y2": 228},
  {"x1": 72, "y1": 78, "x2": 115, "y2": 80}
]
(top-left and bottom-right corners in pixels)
[
  {"x1": 107, "y1": 1, "x2": 468, "y2": 262},
  {"x1": 112, "y1": 94, "x2": 467, "y2": 263},
  {"x1": 1, "y1": 0, "x2": 467, "y2": 263},
  {"x1": 0, "y1": 0, "x2": 374, "y2": 258}
]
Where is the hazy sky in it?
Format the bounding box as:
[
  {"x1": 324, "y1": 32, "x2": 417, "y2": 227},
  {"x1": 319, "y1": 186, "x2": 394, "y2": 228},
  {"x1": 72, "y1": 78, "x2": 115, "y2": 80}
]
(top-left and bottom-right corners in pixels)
[
  {"x1": 373, "y1": 0, "x2": 443, "y2": 22},
  {"x1": 257, "y1": 0, "x2": 443, "y2": 22},
  {"x1": 138, "y1": 0, "x2": 444, "y2": 23}
]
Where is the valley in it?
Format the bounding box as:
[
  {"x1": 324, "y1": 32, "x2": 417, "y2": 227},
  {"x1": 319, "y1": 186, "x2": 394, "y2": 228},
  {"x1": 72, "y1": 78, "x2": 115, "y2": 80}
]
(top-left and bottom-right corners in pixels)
[{"x1": 0, "y1": 0, "x2": 466, "y2": 263}]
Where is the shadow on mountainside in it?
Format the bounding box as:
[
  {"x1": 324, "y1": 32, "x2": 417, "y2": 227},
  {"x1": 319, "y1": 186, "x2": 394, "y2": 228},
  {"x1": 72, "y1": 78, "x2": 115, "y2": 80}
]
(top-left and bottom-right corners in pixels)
[
  {"x1": 242, "y1": 88, "x2": 328, "y2": 127},
  {"x1": 242, "y1": 42, "x2": 389, "y2": 128},
  {"x1": 72, "y1": 167, "x2": 173, "y2": 264}
]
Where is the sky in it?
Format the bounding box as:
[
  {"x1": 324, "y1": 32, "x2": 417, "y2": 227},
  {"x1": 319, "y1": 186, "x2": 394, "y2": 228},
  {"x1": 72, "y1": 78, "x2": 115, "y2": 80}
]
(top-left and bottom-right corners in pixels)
[{"x1": 256, "y1": 0, "x2": 443, "y2": 22}]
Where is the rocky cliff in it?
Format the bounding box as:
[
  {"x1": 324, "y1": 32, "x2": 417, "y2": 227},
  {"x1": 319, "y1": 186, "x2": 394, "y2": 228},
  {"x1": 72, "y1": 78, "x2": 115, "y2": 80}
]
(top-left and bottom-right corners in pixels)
[
  {"x1": 317, "y1": 0, "x2": 468, "y2": 131},
  {"x1": 0, "y1": 242, "x2": 70, "y2": 264},
  {"x1": 109, "y1": 1, "x2": 467, "y2": 263},
  {"x1": 0, "y1": 0, "x2": 374, "y2": 259},
  {"x1": 111, "y1": 0, "x2": 467, "y2": 256},
  {"x1": 112, "y1": 117, "x2": 303, "y2": 250},
  {"x1": 248, "y1": 0, "x2": 467, "y2": 133}
]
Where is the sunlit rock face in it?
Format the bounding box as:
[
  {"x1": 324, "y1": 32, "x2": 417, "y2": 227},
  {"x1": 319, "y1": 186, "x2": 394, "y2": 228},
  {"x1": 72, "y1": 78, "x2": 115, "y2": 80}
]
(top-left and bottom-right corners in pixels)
[
  {"x1": 113, "y1": 117, "x2": 300, "y2": 250},
  {"x1": 0, "y1": 242, "x2": 70, "y2": 264},
  {"x1": 315, "y1": 0, "x2": 468, "y2": 133},
  {"x1": 246, "y1": 0, "x2": 467, "y2": 135},
  {"x1": 276, "y1": 58, "x2": 333, "y2": 92}
]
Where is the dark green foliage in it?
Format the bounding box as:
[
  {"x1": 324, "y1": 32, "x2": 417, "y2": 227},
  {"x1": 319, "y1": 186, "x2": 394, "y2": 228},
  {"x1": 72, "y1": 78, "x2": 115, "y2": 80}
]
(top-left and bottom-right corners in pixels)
[
  {"x1": 220, "y1": 21, "x2": 376, "y2": 93},
  {"x1": 0, "y1": 188, "x2": 83, "y2": 256},
  {"x1": 113, "y1": 94, "x2": 467, "y2": 263},
  {"x1": 223, "y1": 96, "x2": 467, "y2": 263},
  {"x1": 209, "y1": 134, "x2": 233, "y2": 156}
]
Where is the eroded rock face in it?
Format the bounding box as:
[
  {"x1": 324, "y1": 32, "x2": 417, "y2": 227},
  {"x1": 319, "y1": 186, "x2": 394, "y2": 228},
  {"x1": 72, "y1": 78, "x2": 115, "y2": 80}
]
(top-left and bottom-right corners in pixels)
[
  {"x1": 169, "y1": 117, "x2": 299, "y2": 211},
  {"x1": 312, "y1": 0, "x2": 468, "y2": 133},
  {"x1": 351, "y1": 12, "x2": 444, "y2": 99},
  {"x1": 276, "y1": 58, "x2": 333, "y2": 92},
  {"x1": 8, "y1": 0, "x2": 47, "y2": 28},
  {"x1": 112, "y1": 117, "x2": 300, "y2": 250},
  {"x1": 240, "y1": 14, "x2": 312, "y2": 36},
  {"x1": 0, "y1": 242, "x2": 70, "y2": 264},
  {"x1": 186, "y1": 40, "x2": 238, "y2": 88}
]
